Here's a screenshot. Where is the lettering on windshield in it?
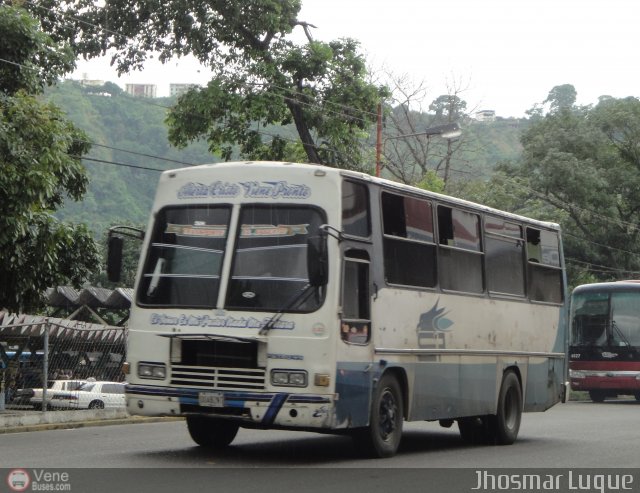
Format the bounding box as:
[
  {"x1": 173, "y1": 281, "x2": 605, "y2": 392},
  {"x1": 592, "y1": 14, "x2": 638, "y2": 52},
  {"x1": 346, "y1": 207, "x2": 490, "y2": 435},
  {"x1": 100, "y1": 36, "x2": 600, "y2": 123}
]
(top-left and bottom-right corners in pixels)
[{"x1": 240, "y1": 224, "x2": 309, "y2": 238}]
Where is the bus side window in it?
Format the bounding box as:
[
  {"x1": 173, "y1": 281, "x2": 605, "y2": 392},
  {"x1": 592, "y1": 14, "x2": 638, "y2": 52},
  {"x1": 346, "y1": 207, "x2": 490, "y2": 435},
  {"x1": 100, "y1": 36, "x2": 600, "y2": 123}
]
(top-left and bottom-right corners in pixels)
[
  {"x1": 381, "y1": 192, "x2": 436, "y2": 288},
  {"x1": 341, "y1": 252, "x2": 371, "y2": 344},
  {"x1": 437, "y1": 205, "x2": 483, "y2": 293},
  {"x1": 526, "y1": 228, "x2": 563, "y2": 303},
  {"x1": 342, "y1": 181, "x2": 370, "y2": 238},
  {"x1": 485, "y1": 218, "x2": 525, "y2": 297}
]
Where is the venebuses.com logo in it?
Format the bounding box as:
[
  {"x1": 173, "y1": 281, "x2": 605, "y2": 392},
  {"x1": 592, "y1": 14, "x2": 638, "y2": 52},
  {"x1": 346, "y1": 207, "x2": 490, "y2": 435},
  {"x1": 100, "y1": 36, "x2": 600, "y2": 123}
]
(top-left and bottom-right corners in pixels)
[
  {"x1": 6, "y1": 469, "x2": 71, "y2": 491},
  {"x1": 6, "y1": 469, "x2": 30, "y2": 492}
]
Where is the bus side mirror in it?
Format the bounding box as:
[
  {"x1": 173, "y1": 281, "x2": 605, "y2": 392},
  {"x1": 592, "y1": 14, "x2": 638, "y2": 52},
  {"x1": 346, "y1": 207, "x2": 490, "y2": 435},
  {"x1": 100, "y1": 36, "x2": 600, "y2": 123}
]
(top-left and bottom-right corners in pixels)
[
  {"x1": 107, "y1": 235, "x2": 124, "y2": 283},
  {"x1": 307, "y1": 232, "x2": 328, "y2": 287}
]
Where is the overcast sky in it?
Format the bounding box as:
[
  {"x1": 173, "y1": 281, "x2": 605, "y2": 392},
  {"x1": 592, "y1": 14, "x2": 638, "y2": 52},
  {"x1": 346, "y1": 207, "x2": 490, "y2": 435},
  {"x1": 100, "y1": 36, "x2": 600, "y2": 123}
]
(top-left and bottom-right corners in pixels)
[{"x1": 73, "y1": 0, "x2": 640, "y2": 118}]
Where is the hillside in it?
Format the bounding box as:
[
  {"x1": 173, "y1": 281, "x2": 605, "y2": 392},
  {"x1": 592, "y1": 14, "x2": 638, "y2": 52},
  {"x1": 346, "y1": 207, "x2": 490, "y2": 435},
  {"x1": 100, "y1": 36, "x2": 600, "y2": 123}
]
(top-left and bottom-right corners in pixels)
[
  {"x1": 48, "y1": 80, "x2": 218, "y2": 235},
  {"x1": 48, "y1": 80, "x2": 528, "y2": 235}
]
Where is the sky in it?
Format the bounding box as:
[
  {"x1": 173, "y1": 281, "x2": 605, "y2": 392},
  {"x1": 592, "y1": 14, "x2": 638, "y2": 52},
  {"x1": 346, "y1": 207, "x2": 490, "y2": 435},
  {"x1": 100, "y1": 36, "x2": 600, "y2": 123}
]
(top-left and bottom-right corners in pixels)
[{"x1": 72, "y1": 0, "x2": 640, "y2": 118}]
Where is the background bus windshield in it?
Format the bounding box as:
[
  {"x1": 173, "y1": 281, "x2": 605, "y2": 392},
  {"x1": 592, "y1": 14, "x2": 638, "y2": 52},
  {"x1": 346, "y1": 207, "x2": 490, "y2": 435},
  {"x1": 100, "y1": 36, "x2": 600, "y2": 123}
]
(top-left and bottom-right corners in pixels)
[{"x1": 571, "y1": 291, "x2": 640, "y2": 348}]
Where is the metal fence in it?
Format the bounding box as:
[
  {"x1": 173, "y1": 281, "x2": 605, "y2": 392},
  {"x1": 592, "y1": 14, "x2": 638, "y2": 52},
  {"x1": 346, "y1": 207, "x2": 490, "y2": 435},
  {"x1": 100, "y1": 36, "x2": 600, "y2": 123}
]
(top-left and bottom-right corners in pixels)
[{"x1": 0, "y1": 313, "x2": 126, "y2": 411}]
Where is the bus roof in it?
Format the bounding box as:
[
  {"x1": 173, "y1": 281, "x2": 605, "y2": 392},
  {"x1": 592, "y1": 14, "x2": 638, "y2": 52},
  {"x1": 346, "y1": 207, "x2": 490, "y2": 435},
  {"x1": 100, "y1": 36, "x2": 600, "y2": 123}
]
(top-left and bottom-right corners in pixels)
[
  {"x1": 161, "y1": 160, "x2": 561, "y2": 231},
  {"x1": 573, "y1": 281, "x2": 640, "y2": 294}
]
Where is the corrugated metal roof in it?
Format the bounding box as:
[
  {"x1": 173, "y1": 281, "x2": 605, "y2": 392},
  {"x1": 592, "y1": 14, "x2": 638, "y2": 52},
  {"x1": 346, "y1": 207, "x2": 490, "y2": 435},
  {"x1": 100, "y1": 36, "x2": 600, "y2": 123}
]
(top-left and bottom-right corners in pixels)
[{"x1": 45, "y1": 286, "x2": 133, "y2": 310}]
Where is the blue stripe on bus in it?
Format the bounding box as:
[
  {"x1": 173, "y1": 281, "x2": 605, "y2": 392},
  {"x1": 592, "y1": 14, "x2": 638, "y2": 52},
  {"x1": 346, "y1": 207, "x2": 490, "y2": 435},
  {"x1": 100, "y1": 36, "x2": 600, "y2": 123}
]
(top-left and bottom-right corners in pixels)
[
  {"x1": 261, "y1": 393, "x2": 288, "y2": 425},
  {"x1": 126, "y1": 385, "x2": 330, "y2": 409}
]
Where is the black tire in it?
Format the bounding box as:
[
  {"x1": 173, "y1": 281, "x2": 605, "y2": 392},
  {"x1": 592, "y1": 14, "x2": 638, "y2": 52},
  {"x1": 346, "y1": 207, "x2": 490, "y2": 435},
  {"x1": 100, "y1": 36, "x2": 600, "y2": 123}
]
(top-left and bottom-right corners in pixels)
[
  {"x1": 634, "y1": 392, "x2": 640, "y2": 402},
  {"x1": 352, "y1": 373, "x2": 404, "y2": 458},
  {"x1": 186, "y1": 416, "x2": 239, "y2": 449},
  {"x1": 458, "y1": 371, "x2": 522, "y2": 446},
  {"x1": 489, "y1": 370, "x2": 522, "y2": 445},
  {"x1": 88, "y1": 400, "x2": 104, "y2": 409},
  {"x1": 589, "y1": 390, "x2": 606, "y2": 403}
]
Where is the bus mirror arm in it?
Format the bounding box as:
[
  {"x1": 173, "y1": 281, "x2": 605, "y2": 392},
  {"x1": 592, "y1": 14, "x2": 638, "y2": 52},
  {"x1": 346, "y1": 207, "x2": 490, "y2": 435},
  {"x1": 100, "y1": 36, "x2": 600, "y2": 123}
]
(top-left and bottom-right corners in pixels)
[{"x1": 320, "y1": 224, "x2": 343, "y2": 242}]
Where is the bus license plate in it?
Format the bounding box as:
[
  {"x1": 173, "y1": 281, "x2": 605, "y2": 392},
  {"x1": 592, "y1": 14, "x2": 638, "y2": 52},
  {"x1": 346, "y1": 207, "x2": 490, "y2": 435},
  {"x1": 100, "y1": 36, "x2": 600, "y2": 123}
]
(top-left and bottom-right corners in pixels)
[{"x1": 199, "y1": 392, "x2": 224, "y2": 407}]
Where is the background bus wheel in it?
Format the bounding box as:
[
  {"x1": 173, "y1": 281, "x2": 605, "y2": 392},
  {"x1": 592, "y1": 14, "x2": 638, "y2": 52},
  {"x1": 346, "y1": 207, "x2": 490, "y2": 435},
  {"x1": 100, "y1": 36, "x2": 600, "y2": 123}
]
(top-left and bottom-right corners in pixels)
[
  {"x1": 352, "y1": 373, "x2": 403, "y2": 458},
  {"x1": 186, "y1": 416, "x2": 239, "y2": 449},
  {"x1": 589, "y1": 390, "x2": 606, "y2": 403},
  {"x1": 489, "y1": 370, "x2": 522, "y2": 445}
]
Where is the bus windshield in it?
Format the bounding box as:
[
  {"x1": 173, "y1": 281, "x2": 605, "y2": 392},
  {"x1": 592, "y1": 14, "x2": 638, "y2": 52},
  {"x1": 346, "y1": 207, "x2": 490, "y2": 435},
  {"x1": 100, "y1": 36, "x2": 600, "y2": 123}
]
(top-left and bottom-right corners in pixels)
[
  {"x1": 571, "y1": 291, "x2": 640, "y2": 347},
  {"x1": 138, "y1": 204, "x2": 325, "y2": 312},
  {"x1": 225, "y1": 205, "x2": 325, "y2": 312},
  {"x1": 138, "y1": 205, "x2": 231, "y2": 308}
]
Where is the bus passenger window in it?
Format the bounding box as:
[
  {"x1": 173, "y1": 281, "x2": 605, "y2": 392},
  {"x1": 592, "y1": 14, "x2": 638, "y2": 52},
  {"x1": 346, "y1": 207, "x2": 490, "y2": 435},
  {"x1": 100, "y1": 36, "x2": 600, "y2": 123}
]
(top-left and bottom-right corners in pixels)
[
  {"x1": 382, "y1": 192, "x2": 436, "y2": 288},
  {"x1": 437, "y1": 206, "x2": 483, "y2": 293},
  {"x1": 341, "y1": 254, "x2": 371, "y2": 344},
  {"x1": 485, "y1": 218, "x2": 525, "y2": 297},
  {"x1": 342, "y1": 181, "x2": 370, "y2": 238},
  {"x1": 526, "y1": 228, "x2": 563, "y2": 303}
]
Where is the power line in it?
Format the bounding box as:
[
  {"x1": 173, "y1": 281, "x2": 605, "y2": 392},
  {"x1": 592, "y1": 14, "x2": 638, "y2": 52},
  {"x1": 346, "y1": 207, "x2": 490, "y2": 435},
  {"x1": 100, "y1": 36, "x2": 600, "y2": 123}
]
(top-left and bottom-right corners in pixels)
[
  {"x1": 76, "y1": 140, "x2": 198, "y2": 166},
  {"x1": 78, "y1": 156, "x2": 164, "y2": 173}
]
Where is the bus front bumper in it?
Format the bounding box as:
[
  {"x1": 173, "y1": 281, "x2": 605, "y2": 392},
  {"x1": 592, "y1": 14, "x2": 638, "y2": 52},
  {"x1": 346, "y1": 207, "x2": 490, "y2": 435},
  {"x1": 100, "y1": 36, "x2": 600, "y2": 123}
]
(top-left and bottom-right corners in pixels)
[
  {"x1": 125, "y1": 384, "x2": 336, "y2": 429},
  {"x1": 570, "y1": 370, "x2": 640, "y2": 391}
]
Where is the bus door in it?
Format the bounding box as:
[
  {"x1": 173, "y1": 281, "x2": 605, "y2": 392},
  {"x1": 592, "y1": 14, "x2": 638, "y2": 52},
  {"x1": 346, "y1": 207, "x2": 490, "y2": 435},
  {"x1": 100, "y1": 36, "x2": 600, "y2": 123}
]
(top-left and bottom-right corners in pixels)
[{"x1": 334, "y1": 248, "x2": 373, "y2": 428}]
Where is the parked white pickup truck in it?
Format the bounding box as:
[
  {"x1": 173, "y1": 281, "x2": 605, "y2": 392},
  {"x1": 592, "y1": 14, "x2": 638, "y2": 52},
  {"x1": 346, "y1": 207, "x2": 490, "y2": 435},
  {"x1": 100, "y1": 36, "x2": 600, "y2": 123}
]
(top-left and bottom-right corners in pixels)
[{"x1": 13, "y1": 380, "x2": 87, "y2": 410}]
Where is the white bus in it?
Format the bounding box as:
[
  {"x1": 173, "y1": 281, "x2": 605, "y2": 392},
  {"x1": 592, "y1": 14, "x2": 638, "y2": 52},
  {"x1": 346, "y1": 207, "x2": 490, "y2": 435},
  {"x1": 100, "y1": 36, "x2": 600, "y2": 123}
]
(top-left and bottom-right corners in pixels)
[{"x1": 108, "y1": 161, "x2": 567, "y2": 458}]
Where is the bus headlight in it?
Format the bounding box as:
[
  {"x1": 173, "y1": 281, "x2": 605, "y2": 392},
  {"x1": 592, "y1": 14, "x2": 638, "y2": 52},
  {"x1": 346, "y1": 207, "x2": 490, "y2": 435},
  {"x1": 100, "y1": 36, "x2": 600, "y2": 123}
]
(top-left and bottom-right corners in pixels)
[
  {"x1": 271, "y1": 370, "x2": 307, "y2": 387},
  {"x1": 138, "y1": 362, "x2": 167, "y2": 380}
]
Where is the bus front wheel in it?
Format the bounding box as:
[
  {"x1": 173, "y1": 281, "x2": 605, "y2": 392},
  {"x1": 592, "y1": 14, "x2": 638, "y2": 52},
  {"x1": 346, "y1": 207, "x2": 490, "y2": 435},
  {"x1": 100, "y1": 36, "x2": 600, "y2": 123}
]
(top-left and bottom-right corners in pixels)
[
  {"x1": 352, "y1": 373, "x2": 404, "y2": 458},
  {"x1": 186, "y1": 415, "x2": 239, "y2": 449}
]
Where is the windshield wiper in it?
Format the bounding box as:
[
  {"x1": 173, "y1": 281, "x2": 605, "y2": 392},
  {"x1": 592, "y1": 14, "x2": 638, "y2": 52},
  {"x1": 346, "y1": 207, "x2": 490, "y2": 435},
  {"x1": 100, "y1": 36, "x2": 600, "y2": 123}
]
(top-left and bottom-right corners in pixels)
[
  {"x1": 259, "y1": 284, "x2": 317, "y2": 336},
  {"x1": 611, "y1": 320, "x2": 635, "y2": 351}
]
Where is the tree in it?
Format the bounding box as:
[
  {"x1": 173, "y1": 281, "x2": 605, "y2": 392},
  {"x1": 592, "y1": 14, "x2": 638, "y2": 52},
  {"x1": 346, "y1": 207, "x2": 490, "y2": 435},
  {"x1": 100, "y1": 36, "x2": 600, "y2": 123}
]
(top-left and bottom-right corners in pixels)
[
  {"x1": 495, "y1": 90, "x2": 640, "y2": 282},
  {"x1": 379, "y1": 72, "x2": 470, "y2": 189},
  {"x1": 34, "y1": 0, "x2": 386, "y2": 170},
  {"x1": 0, "y1": 5, "x2": 99, "y2": 313},
  {"x1": 543, "y1": 84, "x2": 577, "y2": 113}
]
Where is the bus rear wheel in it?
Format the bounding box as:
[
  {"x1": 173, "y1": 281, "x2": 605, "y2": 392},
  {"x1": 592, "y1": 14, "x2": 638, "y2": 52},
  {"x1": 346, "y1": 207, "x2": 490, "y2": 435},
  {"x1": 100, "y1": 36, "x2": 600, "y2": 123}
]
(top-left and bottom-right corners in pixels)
[
  {"x1": 458, "y1": 370, "x2": 522, "y2": 446},
  {"x1": 489, "y1": 370, "x2": 522, "y2": 445},
  {"x1": 186, "y1": 416, "x2": 239, "y2": 449},
  {"x1": 352, "y1": 373, "x2": 404, "y2": 458}
]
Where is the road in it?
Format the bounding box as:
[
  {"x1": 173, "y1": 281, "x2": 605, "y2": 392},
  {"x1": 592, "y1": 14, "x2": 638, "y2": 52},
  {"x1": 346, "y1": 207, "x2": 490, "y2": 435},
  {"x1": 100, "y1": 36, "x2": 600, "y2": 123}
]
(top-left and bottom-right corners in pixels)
[{"x1": 1, "y1": 400, "x2": 639, "y2": 492}]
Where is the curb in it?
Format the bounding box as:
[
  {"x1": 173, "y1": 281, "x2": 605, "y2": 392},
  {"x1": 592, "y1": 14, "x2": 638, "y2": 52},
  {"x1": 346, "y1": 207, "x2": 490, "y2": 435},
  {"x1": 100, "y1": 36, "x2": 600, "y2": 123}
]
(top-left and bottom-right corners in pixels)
[{"x1": 0, "y1": 416, "x2": 184, "y2": 434}]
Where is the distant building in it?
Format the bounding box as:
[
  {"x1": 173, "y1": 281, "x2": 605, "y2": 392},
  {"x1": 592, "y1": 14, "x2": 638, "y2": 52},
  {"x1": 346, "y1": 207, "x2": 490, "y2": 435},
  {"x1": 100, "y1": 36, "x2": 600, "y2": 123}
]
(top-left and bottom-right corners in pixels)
[
  {"x1": 78, "y1": 74, "x2": 105, "y2": 87},
  {"x1": 475, "y1": 110, "x2": 496, "y2": 122},
  {"x1": 125, "y1": 83, "x2": 157, "y2": 98},
  {"x1": 169, "y1": 83, "x2": 200, "y2": 97}
]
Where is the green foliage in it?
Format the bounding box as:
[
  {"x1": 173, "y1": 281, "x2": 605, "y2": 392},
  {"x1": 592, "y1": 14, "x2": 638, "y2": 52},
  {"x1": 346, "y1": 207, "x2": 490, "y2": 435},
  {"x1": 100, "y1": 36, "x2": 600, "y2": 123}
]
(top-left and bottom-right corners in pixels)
[
  {"x1": 0, "y1": 5, "x2": 75, "y2": 95},
  {"x1": 47, "y1": 80, "x2": 218, "y2": 235},
  {"x1": 415, "y1": 170, "x2": 445, "y2": 193},
  {"x1": 32, "y1": 0, "x2": 386, "y2": 168},
  {"x1": 0, "y1": 5, "x2": 98, "y2": 313},
  {"x1": 498, "y1": 91, "x2": 640, "y2": 281}
]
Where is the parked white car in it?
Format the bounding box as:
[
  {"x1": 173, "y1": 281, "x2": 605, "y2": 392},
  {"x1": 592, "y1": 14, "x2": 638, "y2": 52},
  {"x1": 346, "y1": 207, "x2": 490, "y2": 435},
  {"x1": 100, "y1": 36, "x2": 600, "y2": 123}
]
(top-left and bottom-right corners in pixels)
[
  {"x1": 49, "y1": 381, "x2": 126, "y2": 410},
  {"x1": 12, "y1": 380, "x2": 87, "y2": 410}
]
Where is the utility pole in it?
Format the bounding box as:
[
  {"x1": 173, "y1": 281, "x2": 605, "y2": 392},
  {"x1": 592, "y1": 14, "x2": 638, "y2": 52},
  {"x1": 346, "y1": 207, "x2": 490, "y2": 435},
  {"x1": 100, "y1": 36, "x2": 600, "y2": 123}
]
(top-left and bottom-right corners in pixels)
[{"x1": 375, "y1": 102, "x2": 382, "y2": 177}]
